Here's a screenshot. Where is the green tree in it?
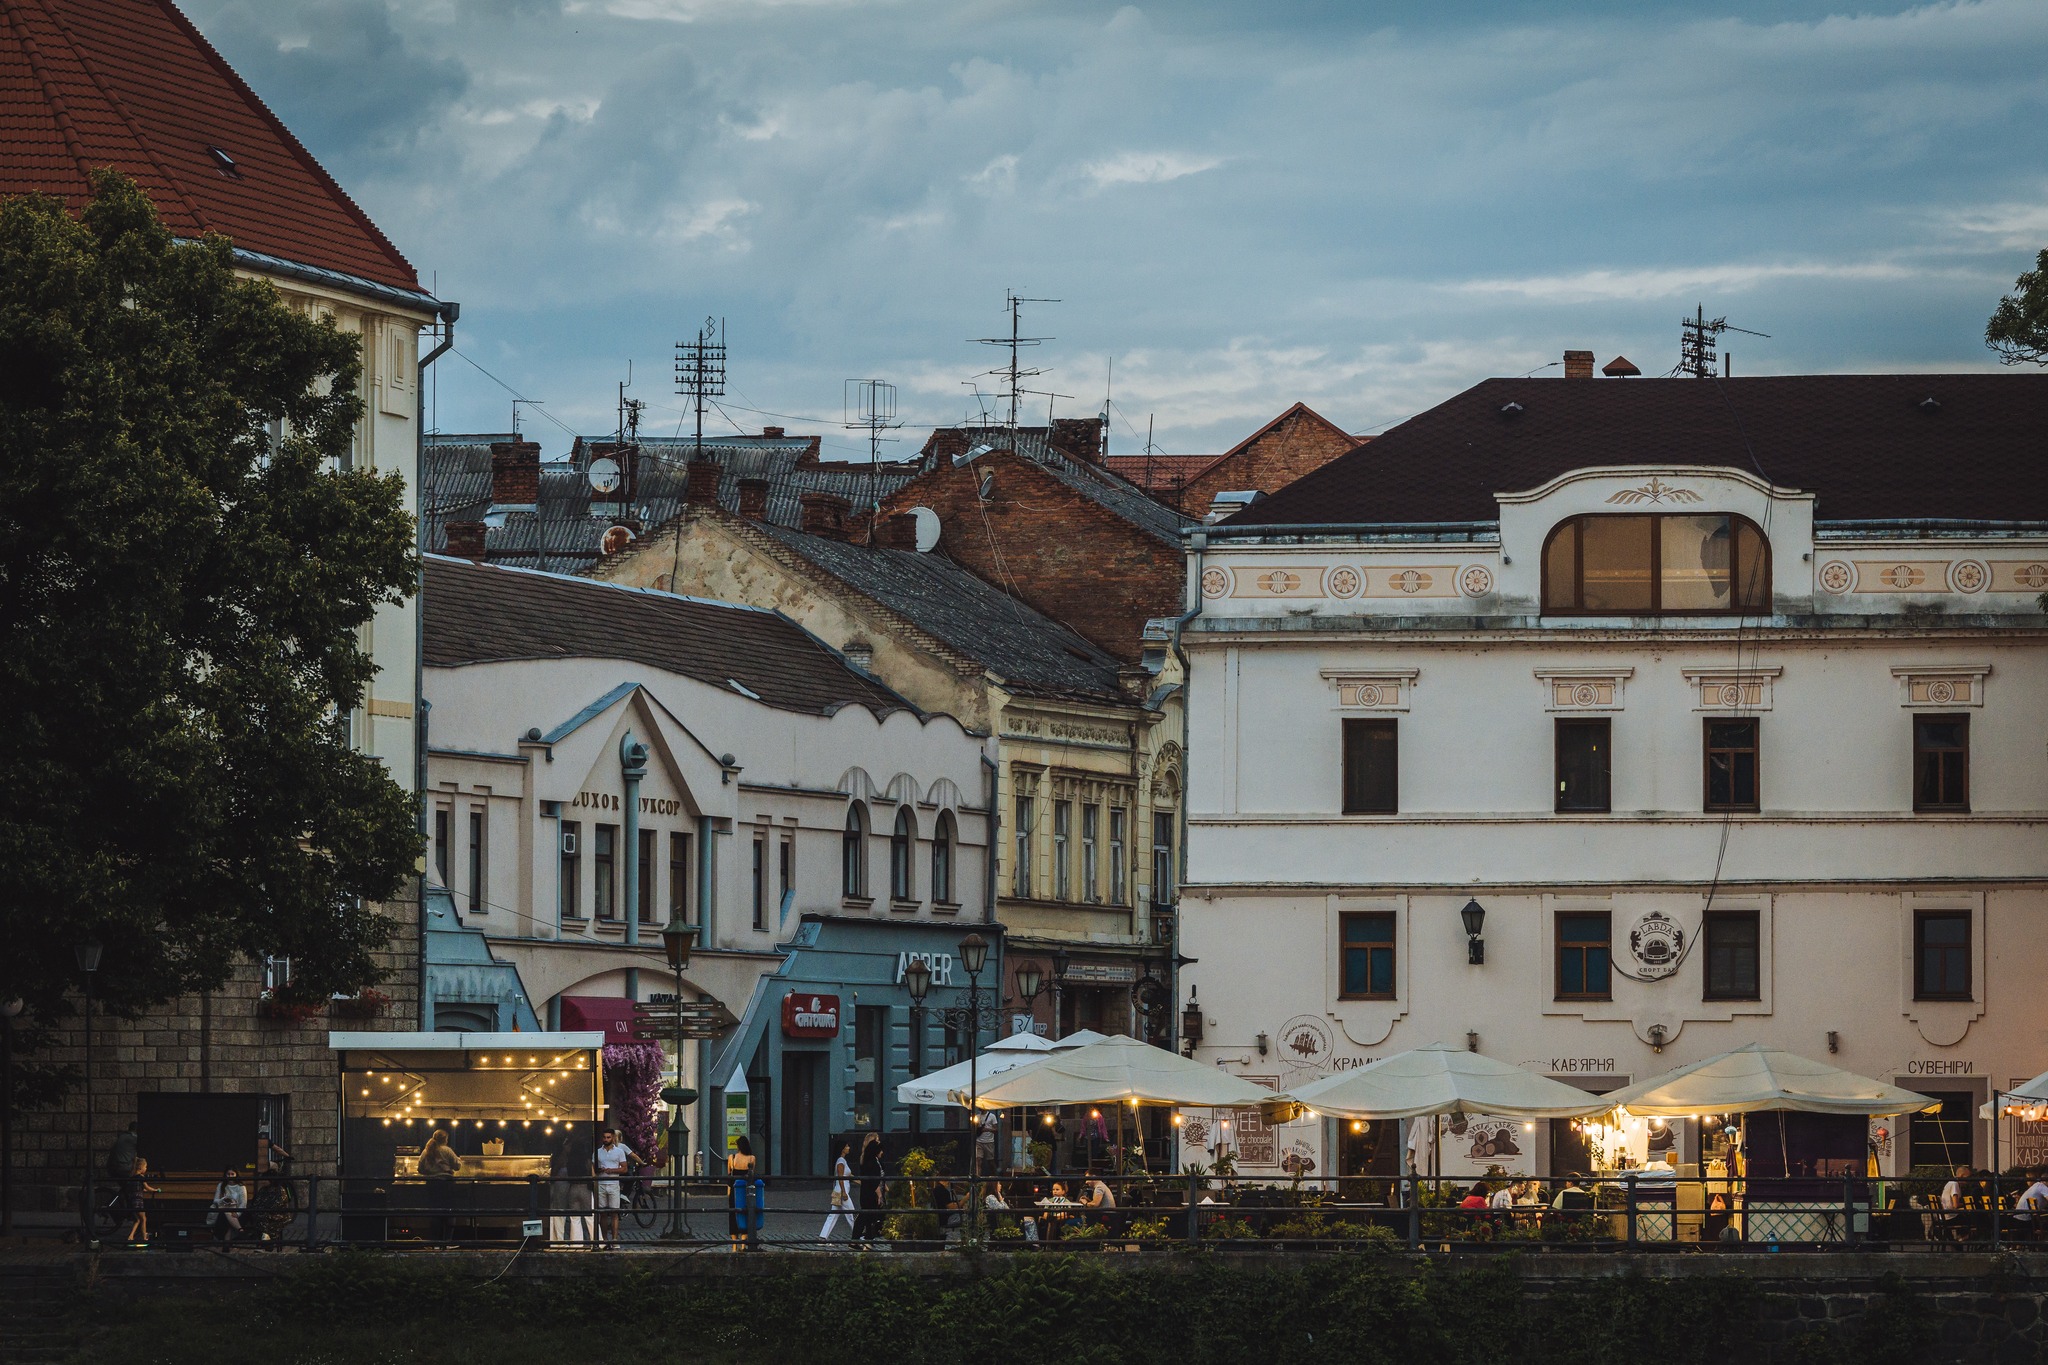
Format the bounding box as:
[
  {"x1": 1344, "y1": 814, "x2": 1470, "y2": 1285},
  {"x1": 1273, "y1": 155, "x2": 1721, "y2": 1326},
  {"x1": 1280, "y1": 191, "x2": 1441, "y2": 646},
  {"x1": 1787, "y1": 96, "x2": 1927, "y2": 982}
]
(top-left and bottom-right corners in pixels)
[
  {"x1": 1985, "y1": 248, "x2": 2048, "y2": 365},
  {"x1": 0, "y1": 173, "x2": 419, "y2": 1103}
]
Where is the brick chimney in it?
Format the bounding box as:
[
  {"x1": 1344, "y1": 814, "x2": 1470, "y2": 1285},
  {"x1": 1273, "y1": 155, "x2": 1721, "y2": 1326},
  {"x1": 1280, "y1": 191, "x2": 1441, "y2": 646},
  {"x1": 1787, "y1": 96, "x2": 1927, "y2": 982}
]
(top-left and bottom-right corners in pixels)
[
  {"x1": 762, "y1": 426, "x2": 785, "y2": 439},
  {"x1": 877, "y1": 511, "x2": 921, "y2": 551},
  {"x1": 1563, "y1": 350, "x2": 1595, "y2": 380},
  {"x1": 445, "y1": 521, "x2": 487, "y2": 562},
  {"x1": 737, "y1": 478, "x2": 771, "y2": 520},
  {"x1": 1050, "y1": 415, "x2": 1106, "y2": 465},
  {"x1": 489, "y1": 440, "x2": 541, "y2": 506},
  {"x1": 800, "y1": 493, "x2": 854, "y2": 541},
  {"x1": 684, "y1": 459, "x2": 722, "y2": 506}
]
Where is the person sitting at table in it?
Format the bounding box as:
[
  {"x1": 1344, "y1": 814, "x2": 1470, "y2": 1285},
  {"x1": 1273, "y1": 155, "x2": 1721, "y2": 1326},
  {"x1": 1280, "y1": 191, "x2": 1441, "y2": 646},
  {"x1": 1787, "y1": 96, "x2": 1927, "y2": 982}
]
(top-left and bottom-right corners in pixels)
[
  {"x1": 1082, "y1": 1177, "x2": 1116, "y2": 1211},
  {"x1": 2017, "y1": 1169, "x2": 2048, "y2": 1242},
  {"x1": 1044, "y1": 1181, "x2": 1074, "y2": 1239},
  {"x1": 1552, "y1": 1178, "x2": 1594, "y2": 1211}
]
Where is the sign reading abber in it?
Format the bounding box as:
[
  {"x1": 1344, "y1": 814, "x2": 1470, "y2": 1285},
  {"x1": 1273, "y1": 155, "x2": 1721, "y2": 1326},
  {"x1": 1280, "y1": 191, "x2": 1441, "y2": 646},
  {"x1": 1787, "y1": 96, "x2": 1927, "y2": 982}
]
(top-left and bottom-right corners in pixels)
[{"x1": 782, "y1": 993, "x2": 841, "y2": 1038}]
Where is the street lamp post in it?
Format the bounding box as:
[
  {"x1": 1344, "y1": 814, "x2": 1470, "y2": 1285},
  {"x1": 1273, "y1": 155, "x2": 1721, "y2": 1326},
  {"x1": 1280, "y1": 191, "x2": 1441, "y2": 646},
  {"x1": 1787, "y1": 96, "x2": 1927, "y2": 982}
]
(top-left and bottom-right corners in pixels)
[
  {"x1": 658, "y1": 917, "x2": 699, "y2": 1240},
  {"x1": 2, "y1": 997, "x2": 21, "y2": 1239},
  {"x1": 1050, "y1": 948, "x2": 1070, "y2": 1041},
  {"x1": 75, "y1": 941, "x2": 102, "y2": 1248},
  {"x1": 1014, "y1": 962, "x2": 1043, "y2": 1037}
]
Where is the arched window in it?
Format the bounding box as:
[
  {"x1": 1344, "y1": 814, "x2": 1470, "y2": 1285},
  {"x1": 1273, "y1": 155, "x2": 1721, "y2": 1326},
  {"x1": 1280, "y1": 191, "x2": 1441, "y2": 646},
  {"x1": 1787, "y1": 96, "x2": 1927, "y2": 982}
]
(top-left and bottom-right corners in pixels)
[
  {"x1": 890, "y1": 807, "x2": 915, "y2": 902},
  {"x1": 932, "y1": 812, "x2": 955, "y2": 905},
  {"x1": 842, "y1": 803, "x2": 867, "y2": 898},
  {"x1": 1542, "y1": 513, "x2": 1769, "y2": 614}
]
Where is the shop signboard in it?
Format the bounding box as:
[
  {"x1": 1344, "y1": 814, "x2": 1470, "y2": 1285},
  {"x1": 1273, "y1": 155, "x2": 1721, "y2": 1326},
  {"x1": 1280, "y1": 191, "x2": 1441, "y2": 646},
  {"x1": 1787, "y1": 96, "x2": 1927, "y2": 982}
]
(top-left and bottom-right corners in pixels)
[
  {"x1": 2012, "y1": 1078, "x2": 2048, "y2": 1167},
  {"x1": 1062, "y1": 963, "x2": 1136, "y2": 985},
  {"x1": 782, "y1": 992, "x2": 841, "y2": 1038},
  {"x1": 724, "y1": 1069, "x2": 749, "y2": 1154},
  {"x1": 1231, "y1": 1075, "x2": 1280, "y2": 1166}
]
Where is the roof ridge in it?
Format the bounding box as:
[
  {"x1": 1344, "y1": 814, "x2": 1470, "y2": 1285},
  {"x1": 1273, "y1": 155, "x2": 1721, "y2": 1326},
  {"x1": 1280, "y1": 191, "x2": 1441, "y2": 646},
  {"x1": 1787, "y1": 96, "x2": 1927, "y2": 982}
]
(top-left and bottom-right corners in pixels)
[
  {"x1": 145, "y1": 0, "x2": 417, "y2": 287},
  {"x1": 424, "y1": 551, "x2": 783, "y2": 619},
  {"x1": 26, "y1": 0, "x2": 209, "y2": 230}
]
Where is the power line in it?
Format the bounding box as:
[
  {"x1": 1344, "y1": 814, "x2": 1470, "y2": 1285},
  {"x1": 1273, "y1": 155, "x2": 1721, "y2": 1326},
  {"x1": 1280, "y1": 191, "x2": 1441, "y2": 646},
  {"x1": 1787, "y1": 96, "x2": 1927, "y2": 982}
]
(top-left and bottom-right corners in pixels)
[{"x1": 446, "y1": 348, "x2": 581, "y2": 441}]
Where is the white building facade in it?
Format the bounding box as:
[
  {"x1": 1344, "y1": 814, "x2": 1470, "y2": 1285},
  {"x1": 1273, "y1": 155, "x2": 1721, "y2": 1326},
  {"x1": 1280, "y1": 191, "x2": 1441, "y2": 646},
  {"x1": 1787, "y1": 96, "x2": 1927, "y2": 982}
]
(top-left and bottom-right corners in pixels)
[
  {"x1": 421, "y1": 555, "x2": 993, "y2": 1173},
  {"x1": 1177, "y1": 374, "x2": 2048, "y2": 1184}
]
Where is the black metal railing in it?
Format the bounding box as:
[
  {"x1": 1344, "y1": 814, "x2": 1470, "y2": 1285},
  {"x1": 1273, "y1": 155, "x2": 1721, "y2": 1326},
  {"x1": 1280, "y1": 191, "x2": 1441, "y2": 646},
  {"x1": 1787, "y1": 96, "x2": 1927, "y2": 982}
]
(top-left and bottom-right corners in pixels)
[{"x1": 21, "y1": 1170, "x2": 2042, "y2": 1253}]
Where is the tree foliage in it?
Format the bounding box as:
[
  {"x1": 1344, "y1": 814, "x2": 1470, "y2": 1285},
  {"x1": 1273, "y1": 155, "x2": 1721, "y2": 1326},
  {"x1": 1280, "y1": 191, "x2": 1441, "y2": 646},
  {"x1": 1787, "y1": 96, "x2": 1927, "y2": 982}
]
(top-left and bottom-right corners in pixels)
[
  {"x1": 1986, "y1": 248, "x2": 2048, "y2": 366},
  {"x1": 0, "y1": 173, "x2": 419, "y2": 1083}
]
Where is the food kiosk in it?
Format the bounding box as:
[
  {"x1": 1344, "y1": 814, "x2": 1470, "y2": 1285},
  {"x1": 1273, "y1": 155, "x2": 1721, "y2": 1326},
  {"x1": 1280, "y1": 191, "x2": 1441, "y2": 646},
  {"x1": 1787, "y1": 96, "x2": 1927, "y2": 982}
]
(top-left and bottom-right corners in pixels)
[{"x1": 330, "y1": 1032, "x2": 606, "y2": 1243}]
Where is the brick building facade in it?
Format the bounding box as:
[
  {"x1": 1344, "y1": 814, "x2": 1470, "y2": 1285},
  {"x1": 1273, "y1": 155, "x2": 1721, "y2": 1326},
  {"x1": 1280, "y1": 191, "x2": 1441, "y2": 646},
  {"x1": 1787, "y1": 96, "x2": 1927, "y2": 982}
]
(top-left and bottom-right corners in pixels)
[{"x1": 1104, "y1": 402, "x2": 1360, "y2": 515}]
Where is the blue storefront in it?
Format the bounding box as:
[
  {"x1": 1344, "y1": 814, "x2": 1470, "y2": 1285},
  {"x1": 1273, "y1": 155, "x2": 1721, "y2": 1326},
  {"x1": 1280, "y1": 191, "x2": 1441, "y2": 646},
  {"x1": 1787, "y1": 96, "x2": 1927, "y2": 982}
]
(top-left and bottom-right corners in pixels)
[{"x1": 708, "y1": 914, "x2": 1007, "y2": 1176}]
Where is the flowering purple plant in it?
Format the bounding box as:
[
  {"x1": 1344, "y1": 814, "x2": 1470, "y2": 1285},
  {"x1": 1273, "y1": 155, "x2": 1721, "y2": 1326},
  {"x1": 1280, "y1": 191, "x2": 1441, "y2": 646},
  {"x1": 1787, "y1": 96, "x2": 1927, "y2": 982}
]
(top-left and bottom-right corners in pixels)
[{"x1": 602, "y1": 1041, "x2": 666, "y2": 1167}]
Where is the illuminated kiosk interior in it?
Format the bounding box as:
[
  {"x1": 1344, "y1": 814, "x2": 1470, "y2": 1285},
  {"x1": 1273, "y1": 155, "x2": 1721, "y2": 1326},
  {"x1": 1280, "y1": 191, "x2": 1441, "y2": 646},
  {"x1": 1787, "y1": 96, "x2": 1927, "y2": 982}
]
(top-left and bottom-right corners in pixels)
[{"x1": 331, "y1": 1032, "x2": 605, "y2": 1241}]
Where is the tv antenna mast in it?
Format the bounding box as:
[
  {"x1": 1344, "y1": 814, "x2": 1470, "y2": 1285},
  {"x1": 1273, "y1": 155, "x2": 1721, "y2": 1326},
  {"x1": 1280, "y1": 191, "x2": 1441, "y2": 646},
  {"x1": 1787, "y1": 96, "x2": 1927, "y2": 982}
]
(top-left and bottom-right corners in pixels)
[
  {"x1": 674, "y1": 317, "x2": 727, "y2": 456},
  {"x1": 844, "y1": 378, "x2": 901, "y2": 520},
  {"x1": 511, "y1": 397, "x2": 545, "y2": 435},
  {"x1": 971, "y1": 290, "x2": 1057, "y2": 429},
  {"x1": 1677, "y1": 305, "x2": 1769, "y2": 378}
]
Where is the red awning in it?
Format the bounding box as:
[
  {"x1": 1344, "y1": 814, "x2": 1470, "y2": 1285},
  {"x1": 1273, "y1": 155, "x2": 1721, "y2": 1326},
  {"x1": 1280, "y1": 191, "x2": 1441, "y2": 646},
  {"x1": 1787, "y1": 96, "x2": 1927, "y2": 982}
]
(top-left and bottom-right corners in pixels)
[{"x1": 559, "y1": 995, "x2": 642, "y2": 1041}]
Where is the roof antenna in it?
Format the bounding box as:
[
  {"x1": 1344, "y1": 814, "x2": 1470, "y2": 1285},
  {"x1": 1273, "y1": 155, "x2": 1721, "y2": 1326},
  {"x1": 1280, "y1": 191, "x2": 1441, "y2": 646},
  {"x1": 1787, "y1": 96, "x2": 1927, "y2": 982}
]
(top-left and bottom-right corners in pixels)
[
  {"x1": 1675, "y1": 305, "x2": 1769, "y2": 378},
  {"x1": 844, "y1": 379, "x2": 901, "y2": 534},
  {"x1": 971, "y1": 290, "x2": 1058, "y2": 431},
  {"x1": 675, "y1": 316, "x2": 727, "y2": 457},
  {"x1": 511, "y1": 397, "x2": 545, "y2": 435}
]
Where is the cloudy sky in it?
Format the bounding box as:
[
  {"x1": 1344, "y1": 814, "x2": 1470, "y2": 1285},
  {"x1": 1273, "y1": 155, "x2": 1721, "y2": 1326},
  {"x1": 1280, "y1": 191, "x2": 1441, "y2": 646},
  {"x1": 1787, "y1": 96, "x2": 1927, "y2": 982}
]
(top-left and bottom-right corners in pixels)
[{"x1": 187, "y1": 0, "x2": 2048, "y2": 460}]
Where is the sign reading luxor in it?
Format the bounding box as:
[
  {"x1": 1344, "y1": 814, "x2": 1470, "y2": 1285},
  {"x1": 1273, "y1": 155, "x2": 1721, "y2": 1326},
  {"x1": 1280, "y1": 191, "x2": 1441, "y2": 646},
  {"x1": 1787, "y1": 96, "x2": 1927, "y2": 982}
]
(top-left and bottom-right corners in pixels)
[{"x1": 782, "y1": 993, "x2": 841, "y2": 1038}]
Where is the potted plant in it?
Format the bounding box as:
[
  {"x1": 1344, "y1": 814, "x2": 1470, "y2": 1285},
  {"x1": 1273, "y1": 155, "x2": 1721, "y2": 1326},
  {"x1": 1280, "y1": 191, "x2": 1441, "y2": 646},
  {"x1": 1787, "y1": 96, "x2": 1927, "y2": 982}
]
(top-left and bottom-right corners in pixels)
[
  {"x1": 257, "y1": 986, "x2": 325, "y2": 1024},
  {"x1": 329, "y1": 987, "x2": 391, "y2": 1020}
]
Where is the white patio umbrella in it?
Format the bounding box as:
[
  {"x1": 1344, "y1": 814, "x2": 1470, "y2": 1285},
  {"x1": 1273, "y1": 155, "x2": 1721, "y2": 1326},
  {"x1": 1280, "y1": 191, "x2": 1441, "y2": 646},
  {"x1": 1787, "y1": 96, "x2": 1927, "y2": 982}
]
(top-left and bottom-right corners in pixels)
[
  {"x1": 894, "y1": 1029, "x2": 1060, "y2": 1107},
  {"x1": 1606, "y1": 1043, "x2": 1940, "y2": 1118},
  {"x1": 958, "y1": 1034, "x2": 1276, "y2": 1110},
  {"x1": 1279, "y1": 1043, "x2": 1613, "y2": 1121}
]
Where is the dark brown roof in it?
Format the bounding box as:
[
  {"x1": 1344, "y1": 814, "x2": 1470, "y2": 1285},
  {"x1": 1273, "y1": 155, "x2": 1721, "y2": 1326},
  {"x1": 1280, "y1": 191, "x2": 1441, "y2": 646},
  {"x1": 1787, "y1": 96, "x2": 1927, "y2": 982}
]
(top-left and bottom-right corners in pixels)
[
  {"x1": 1227, "y1": 374, "x2": 2048, "y2": 528},
  {"x1": 423, "y1": 556, "x2": 909, "y2": 717},
  {"x1": 0, "y1": 0, "x2": 419, "y2": 291}
]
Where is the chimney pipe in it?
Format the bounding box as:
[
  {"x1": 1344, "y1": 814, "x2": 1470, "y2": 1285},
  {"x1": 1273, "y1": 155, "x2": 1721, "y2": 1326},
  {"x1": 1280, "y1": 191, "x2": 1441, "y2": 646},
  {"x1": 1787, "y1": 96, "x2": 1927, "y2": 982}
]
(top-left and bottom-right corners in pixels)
[
  {"x1": 737, "y1": 478, "x2": 770, "y2": 520},
  {"x1": 684, "y1": 459, "x2": 721, "y2": 507},
  {"x1": 761, "y1": 426, "x2": 785, "y2": 439},
  {"x1": 877, "y1": 512, "x2": 921, "y2": 551},
  {"x1": 800, "y1": 493, "x2": 854, "y2": 541},
  {"x1": 445, "y1": 521, "x2": 487, "y2": 563},
  {"x1": 1563, "y1": 350, "x2": 1594, "y2": 380},
  {"x1": 489, "y1": 440, "x2": 541, "y2": 506}
]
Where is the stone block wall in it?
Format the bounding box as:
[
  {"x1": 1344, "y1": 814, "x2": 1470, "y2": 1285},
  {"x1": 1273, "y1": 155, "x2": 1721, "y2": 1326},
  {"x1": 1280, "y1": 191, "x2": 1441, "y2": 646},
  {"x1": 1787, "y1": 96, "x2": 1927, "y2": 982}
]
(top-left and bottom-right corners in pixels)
[{"x1": 10, "y1": 885, "x2": 421, "y2": 1192}]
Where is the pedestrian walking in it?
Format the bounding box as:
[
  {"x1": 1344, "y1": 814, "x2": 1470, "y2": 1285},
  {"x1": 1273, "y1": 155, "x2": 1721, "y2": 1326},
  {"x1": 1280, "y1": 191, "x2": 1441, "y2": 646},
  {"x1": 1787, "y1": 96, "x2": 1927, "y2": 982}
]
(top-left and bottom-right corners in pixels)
[
  {"x1": 592, "y1": 1126, "x2": 644, "y2": 1249},
  {"x1": 819, "y1": 1141, "x2": 856, "y2": 1241},
  {"x1": 122, "y1": 1156, "x2": 158, "y2": 1246},
  {"x1": 549, "y1": 1131, "x2": 593, "y2": 1246},
  {"x1": 853, "y1": 1133, "x2": 886, "y2": 1244}
]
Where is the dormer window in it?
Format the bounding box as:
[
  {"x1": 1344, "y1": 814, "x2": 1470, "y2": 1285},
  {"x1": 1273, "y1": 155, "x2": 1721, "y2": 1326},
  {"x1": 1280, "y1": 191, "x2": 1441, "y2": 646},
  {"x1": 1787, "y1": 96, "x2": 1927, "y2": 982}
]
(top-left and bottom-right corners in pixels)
[
  {"x1": 1543, "y1": 513, "x2": 1769, "y2": 614},
  {"x1": 206, "y1": 146, "x2": 241, "y2": 178}
]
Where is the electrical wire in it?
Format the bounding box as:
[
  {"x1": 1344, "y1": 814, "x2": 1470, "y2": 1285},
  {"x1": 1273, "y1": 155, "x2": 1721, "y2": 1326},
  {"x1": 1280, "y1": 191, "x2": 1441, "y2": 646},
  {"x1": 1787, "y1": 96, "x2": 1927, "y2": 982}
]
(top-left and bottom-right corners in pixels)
[{"x1": 446, "y1": 349, "x2": 582, "y2": 442}]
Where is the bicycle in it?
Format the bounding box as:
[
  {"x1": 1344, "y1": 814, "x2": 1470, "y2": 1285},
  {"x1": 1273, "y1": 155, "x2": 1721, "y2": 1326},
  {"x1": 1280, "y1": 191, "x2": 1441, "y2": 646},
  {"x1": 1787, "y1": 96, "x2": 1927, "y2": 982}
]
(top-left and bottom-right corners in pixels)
[{"x1": 628, "y1": 1173, "x2": 660, "y2": 1230}]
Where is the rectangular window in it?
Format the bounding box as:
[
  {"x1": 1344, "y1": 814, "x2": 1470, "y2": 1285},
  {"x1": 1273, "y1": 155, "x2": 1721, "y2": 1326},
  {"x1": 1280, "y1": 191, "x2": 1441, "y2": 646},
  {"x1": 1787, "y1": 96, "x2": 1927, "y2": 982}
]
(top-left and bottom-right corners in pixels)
[
  {"x1": 1555, "y1": 912, "x2": 1612, "y2": 1000},
  {"x1": 1914, "y1": 911, "x2": 1971, "y2": 1000},
  {"x1": 1108, "y1": 808, "x2": 1127, "y2": 905},
  {"x1": 780, "y1": 836, "x2": 795, "y2": 922},
  {"x1": 637, "y1": 828, "x2": 656, "y2": 924},
  {"x1": 1081, "y1": 804, "x2": 1100, "y2": 903},
  {"x1": 1342, "y1": 718, "x2": 1398, "y2": 814},
  {"x1": 752, "y1": 836, "x2": 767, "y2": 931},
  {"x1": 668, "y1": 831, "x2": 691, "y2": 921},
  {"x1": 560, "y1": 821, "x2": 582, "y2": 920},
  {"x1": 1914, "y1": 715, "x2": 1969, "y2": 812},
  {"x1": 1577, "y1": 514, "x2": 1656, "y2": 612},
  {"x1": 1704, "y1": 718, "x2": 1760, "y2": 812},
  {"x1": 1152, "y1": 811, "x2": 1175, "y2": 911},
  {"x1": 1909, "y1": 1091, "x2": 1976, "y2": 1170},
  {"x1": 1702, "y1": 910, "x2": 1760, "y2": 1000},
  {"x1": 1555, "y1": 719, "x2": 1612, "y2": 813},
  {"x1": 594, "y1": 824, "x2": 617, "y2": 920},
  {"x1": 1014, "y1": 793, "x2": 1034, "y2": 899},
  {"x1": 467, "y1": 808, "x2": 486, "y2": 916},
  {"x1": 852, "y1": 1004, "x2": 887, "y2": 1128},
  {"x1": 434, "y1": 808, "x2": 451, "y2": 885},
  {"x1": 1340, "y1": 912, "x2": 1396, "y2": 999},
  {"x1": 1053, "y1": 800, "x2": 1072, "y2": 901}
]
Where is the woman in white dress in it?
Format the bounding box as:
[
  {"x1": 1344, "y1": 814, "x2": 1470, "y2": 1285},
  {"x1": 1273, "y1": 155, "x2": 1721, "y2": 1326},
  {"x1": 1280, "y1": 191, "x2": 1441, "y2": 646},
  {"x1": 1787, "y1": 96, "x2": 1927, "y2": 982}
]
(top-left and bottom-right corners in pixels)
[{"x1": 818, "y1": 1141, "x2": 856, "y2": 1241}]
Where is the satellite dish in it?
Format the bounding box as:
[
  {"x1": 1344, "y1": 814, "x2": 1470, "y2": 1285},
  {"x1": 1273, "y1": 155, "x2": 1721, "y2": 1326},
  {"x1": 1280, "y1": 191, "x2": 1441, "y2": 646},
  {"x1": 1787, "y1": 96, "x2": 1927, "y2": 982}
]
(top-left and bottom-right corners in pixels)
[
  {"x1": 978, "y1": 472, "x2": 995, "y2": 501},
  {"x1": 601, "y1": 525, "x2": 634, "y2": 556},
  {"x1": 909, "y1": 506, "x2": 941, "y2": 553},
  {"x1": 587, "y1": 456, "x2": 622, "y2": 495}
]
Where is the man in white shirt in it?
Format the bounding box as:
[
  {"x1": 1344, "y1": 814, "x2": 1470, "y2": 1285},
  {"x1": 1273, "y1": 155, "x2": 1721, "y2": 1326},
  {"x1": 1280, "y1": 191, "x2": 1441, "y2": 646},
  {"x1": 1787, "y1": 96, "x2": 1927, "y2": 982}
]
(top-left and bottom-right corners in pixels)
[
  {"x1": 592, "y1": 1127, "x2": 644, "y2": 1248},
  {"x1": 1938, "y1": 1165, "x2": 1972, "y2": 1243},
  {"x1": 2015, "y1": 1169, "x2": 2048, "y2": 1241}
]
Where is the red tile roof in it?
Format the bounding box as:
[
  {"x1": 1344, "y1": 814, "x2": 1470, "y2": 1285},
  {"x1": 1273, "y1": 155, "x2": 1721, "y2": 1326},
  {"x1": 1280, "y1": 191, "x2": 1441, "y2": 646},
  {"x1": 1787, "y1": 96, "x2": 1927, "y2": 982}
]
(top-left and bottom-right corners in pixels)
[{"x1": 0, "y1": 0, "x2": 419, "y2": 292}]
